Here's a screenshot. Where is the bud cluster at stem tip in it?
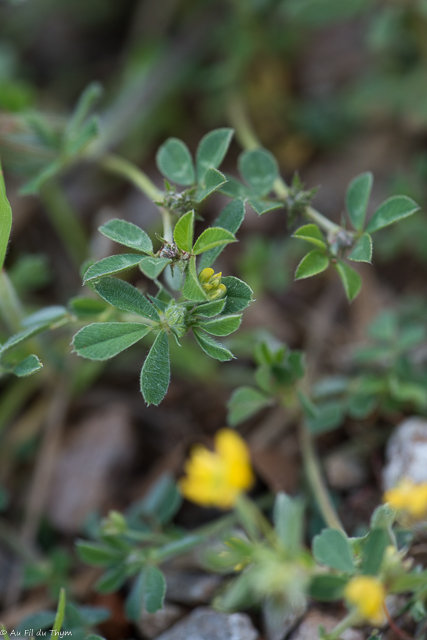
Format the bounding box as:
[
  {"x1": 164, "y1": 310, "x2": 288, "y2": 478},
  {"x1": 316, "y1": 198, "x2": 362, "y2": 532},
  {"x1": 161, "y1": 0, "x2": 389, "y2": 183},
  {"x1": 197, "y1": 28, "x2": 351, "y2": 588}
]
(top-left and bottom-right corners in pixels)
[{"x1": 199, "y1": 268, "x2": 226, "y2": 300}]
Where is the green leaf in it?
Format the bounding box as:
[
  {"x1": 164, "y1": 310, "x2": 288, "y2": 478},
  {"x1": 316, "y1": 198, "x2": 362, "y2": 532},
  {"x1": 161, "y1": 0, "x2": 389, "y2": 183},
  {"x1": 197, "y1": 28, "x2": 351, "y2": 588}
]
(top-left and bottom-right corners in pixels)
[
  {"x1": 151, "y1": 535, "x2": 202, "y2": 562},
  {"x1": 227, "y1": 386, "x2": 272, "y2": 426},
  {"x1": 76, "y1": 540, "x2": 124, "y2": 566},
  {"x1": 247, "y1": 198, "x2": 282, "y2": 215},
  {"x1": 306, "y1": 402, "x2": 343, "y2": 435},
  {"x1": 313, "y1": 529, "x2": 355, "y2": 573},
  {"x1": 348, "y1": 233, "x2": 372, "y2": 263},
  {"x1": 198, "y1": 314, "x2": 242, "y2": 336},
  {"x1": 83, "y1": 254, "x2": 143, "y2": 283},
  {"x1": 221, "y1": 276, "x2": 253, "y2": 314},
  {"x1": 220, "y1": 175, "x2": 248, "y2": 198},
  {"x1": 365, "y1": 195, "x2": 420, "y2": 233},
  {"x1": 173, "y1": 210, "x2": 194, "y2": 252},
  {"x1": 295, "y1": 251, "x2": 329, "y2": 279},
  {"x1": 140, "y1": 331, "x2": 170, "y2": 406},
  {"x1": 95, "y1": 565, "x2": 127, "y2": 594},
  {"x1": 142, "y1": 566, "x2": 166, "y2": 614},
  {"x1": 156, "y1": 138, "x2": 195, "y2": 186},
  {"x1": 125, "y1": 570, "x2": 145, "y2": 622},
  {"x1": 193, "y1": 328, "x2": 234, "y2": 361},
  {"x1": 0, "y1": 156, "x2": 13, "y2": 271},
  {"x1": 72, "y1": 322, "x2": 150, "y2": 360},
  {"x1": 196, "y1": 168, "x2": 227, "y2": 202},
  {"x1": 1, "y1": 308, "x2": 69, "y2": 356},
  {"x1": 238, "y1": 148, "x2": 279, "y2": 196},
  {"x1": 308, "y1": 575, "x2": 348, "y2": 602},
  {"x1": 346, "y1": 172, "x2": 373, "y2": 231},
  {"x1": 65, "y1": 115, "x2": 99, "y2": 156},
  {"x1": 65, "y1": 81, "x2": 102, "y2": 138},
  {"x1": 334, "y1": 260, "x2": 361, "y2": 302},
  {"x1": 361, "y1": 529, "x2": 389, "y2": 575},
  {"x1": 192, "y1": 227, "x2": 236, "y2": 255},
  {"x1": 52, "y1": 588, "x2": 66, "y2": 635},
  {"x1": 99, "y1": 219, "x2": 153, "y2": 254},
  {"x1": 13, "y1": 355, "x2": 43, "y2": 377},
  {"x1": 139, "y1": 256, "x2": 171, "y2": 279},
  {"x1": 182, "y1": 256, "x2": 208, "y2": 302},
  {"x1": 292, "y1": 224, "x2": 326, "y2": 250},
  {"x1": 196, "y1": 128, "x2": 233, "y2": 180},
  {"x1": 199, "y1": 200, "x2": 245, "y2": 270},
  {"x1": 273, "y1": 493, "x2": 304, "y2": 558},
  {"x1": 193, "y1": 299, "x2": 226, "y2": 317},
  {"x1": 93, "y1": 278, "x2": 159, "y2": 322},
  {"x1": 69, "y1": 297, "x2": 109, "y2": 318}
]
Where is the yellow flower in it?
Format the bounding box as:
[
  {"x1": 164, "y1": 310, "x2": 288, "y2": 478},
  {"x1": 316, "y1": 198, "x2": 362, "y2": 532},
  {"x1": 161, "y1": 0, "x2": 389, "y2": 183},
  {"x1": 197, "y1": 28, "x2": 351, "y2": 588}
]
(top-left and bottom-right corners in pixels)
[
  {"x1": 344, "y1": 576, "x2": 386, "y2": 626},
  {"x1": 384, "y1": 478, "x2": 427, "y2": 520},
  {"x1": 198, "y1": 268, "x2": 227, "y2": 301},
  {"x1": 179, "y1": 428, "x2": 254, "y2": 509}
]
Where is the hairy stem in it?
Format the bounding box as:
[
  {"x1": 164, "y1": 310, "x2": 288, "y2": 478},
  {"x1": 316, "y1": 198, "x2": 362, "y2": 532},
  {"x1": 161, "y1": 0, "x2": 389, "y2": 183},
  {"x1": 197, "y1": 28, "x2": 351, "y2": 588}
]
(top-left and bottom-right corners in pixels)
[
  {"x1": 100, "y1": 153, "x2": 173, "y2": 242},
  {"x1": 299, "y1": 421, "x2": 345, "y2": 532},
  {"x1": 325, "y1": 611, "x2": 360, "y2": 640},
  {"x1": 227, "y1": 94, "x2": 340, "y2": 234}
]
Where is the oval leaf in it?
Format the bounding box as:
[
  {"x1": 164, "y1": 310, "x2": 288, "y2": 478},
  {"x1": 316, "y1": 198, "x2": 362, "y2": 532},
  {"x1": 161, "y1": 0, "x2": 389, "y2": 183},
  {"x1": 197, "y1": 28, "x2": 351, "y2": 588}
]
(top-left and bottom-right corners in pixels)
[
  {"x1": 348, "y1": 233, "x2": 372, "y2": 263},
  {"x1": 196, "y1": 128, "x2": 233, "y2": 180},
  {"x1": 334, "y1": 260, "x2": 361, "y2": 302},
  {"x1": 346, "y1": 172, "x2": 373, "y2": 231},
  {"x1": 182, "y1": 256, "x2": 208, "y2": 302},
  {"x1": 199, "y1": 199, "x2": 245, "y2": 270},
  {"x1": 196, "y1": 168, "x2": 227, "y2": 202},
  {"x1": 366, "y1": 195, "x2": 420, "y2": 233},
  {"x1": 293, "y1": 224, "x2": 326, "y2": 249},
  {"x1": 143, "y1": 566, "x2": 166, "y2": 614},
  {"x1": 140, "y1": 331, "x2": 170, "y2": 405},
  {"x1": 193, "y1": 328, "x2": 234, "y2": 361},
  {"x1": 73, "y1": 322, "x2": 150, "y2": 360},
  {"x1": 193, "y1": 227, "x2": 236, "y2": 255},
  {"x1": 173, "y1": 210, "x2": 194, "y2": 252},
  {"x1": 198, "y1": 314, "x2": 242, "y2": 336},
  {"x1": 99, "y1": 219, "x2": 153, "y2": 254},
  {"x1": 295, "y1": 251, "x2": 329, "y2": 280},
  {"x1": 12, "y1": 355, "x2": 43, "y2": 377},
  {"x1": 313, "y1": 528, "x2": 355, "y2": 573},
  {"x1": 156, "y1": 138, "x2": 195, "y2": 186},
  {"x1": 228, "y1": 386, "x2": 272, "y2": 426},
  {"x1": 221, "y1": 276, "x2": 253, "y2": 314},
  {"x1": 139, "y1": 256, "x2": 171, "y2": 279},
  {"x1": 239, "y1": 148, "x2": 279, "y2": 196},
  {"x1": 93, "y1": 277, "x2": 160, "y2": 322},
  {"x1": 84, "y1": 254, "x2": 143, "y2": 283}
]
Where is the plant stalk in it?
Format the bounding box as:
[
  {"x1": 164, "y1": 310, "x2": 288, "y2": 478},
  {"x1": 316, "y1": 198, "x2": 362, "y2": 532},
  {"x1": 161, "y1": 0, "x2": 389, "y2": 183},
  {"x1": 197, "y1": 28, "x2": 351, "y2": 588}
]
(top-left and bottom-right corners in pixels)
[
  {"x1": 325, "y1": 611, "x2": 360, "y2": 640},
  {"x1": 100, "y1": 153, "x2": 173, "y2": 242},
  {"x1": 299, "y1": 421, "x2": 345, "y2": 532}
]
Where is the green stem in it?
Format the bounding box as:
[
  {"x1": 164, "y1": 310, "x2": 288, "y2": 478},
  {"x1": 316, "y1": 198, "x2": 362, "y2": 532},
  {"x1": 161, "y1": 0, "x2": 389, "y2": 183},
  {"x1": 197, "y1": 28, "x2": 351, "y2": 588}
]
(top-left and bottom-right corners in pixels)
[
  {"x1": 40, "y1": 180, "x2": 88, "y2": 268},
  {"x1": 100, "y1": 153, "x2": 173, "y2": 242},
  {"x1": 0, "y1": 270, "x2": 23, "y2": 332},
  {"x1": 324, "y1": 611, "x2": 360, "y2": 640},
  {"x1": 227, "y1": 94, "x2": 340, "y2": 235},
  {"x1": 299, "y1": 421, "x2": 345, "y2": 532}
]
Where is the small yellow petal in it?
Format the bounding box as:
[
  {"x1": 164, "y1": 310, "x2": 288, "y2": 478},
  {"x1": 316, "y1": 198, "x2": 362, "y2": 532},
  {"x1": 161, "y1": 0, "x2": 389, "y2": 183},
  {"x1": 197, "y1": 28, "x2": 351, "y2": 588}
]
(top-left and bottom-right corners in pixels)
[
  {"x1": 384, "y1": 478, "x2": 427, "y2": 520},
  {"x1": 344, "y1": 576, "x2": 386, "y2": 626}
]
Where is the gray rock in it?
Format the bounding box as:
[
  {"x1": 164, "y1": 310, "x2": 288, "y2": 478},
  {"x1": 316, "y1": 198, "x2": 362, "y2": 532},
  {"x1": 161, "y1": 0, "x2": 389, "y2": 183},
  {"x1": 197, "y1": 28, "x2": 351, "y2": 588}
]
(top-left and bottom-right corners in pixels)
[
  {"x1": 138, "y1": 603, "x2": 184, "y2": 639},
  {"x1": 164, "y1": 570, "x2": 222, "y2": 605},
  {"x1": 289, "y1": 611, "x2": 363, "y2": 640},
  {"x1": 383, "y1": 417, "x2": 427, "y2": 489},
  {"x1": 155, "y1": 606, "x2": 259, "y2": 640}
]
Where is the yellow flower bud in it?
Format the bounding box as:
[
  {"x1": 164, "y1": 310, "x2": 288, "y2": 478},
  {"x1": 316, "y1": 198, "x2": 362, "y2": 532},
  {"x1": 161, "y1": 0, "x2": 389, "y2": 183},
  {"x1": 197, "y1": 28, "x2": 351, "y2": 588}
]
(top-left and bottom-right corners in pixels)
[
  {"x1": 344, "y1": 576, "x2": 386, "y2": 626},
  {"x1": 179, "y1": 428, "x2": 254, "y2": 509},
  {"x1": 198, "y1": 268, "x2": 227, "y2": 300}
]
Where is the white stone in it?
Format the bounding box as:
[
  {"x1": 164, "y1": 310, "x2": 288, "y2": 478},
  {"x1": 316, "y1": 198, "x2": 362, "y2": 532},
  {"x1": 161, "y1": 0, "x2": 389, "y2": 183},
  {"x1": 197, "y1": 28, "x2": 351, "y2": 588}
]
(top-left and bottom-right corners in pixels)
[{"x1": 383, "y1": 417, "x2": 427, "y2": 490}]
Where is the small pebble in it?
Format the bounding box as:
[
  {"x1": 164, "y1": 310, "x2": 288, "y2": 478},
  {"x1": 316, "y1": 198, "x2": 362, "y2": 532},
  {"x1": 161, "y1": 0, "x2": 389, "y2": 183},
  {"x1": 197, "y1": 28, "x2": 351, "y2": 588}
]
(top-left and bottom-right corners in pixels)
[
  {"x1": 383, "y1": 417, "x2": 427, "y2": 489},
  {"x1": 154, "y1": 606, "x2": 259, "y2": 640}
]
